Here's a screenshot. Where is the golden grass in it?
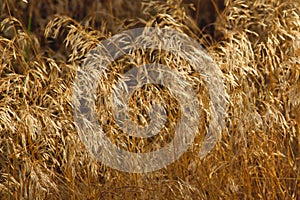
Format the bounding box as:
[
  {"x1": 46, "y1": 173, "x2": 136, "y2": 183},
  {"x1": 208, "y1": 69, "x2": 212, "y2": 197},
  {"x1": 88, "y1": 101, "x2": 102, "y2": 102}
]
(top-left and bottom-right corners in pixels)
[{"x1": 0, "y1": 0, "x2": 300, "y2": 199}]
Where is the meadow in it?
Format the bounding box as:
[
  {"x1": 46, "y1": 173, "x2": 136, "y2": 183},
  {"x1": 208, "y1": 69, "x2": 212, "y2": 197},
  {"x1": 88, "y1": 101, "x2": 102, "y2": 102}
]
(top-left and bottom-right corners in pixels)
[{"x1": 0, "y1": 0, "x2": 300, "y2": 199}]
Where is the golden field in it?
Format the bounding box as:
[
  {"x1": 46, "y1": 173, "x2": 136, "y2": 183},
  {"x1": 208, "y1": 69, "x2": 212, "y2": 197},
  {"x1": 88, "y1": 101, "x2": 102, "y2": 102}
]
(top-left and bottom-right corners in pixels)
[{"x1": 0, "y1": 0, "x2": 300, "y2": 199}]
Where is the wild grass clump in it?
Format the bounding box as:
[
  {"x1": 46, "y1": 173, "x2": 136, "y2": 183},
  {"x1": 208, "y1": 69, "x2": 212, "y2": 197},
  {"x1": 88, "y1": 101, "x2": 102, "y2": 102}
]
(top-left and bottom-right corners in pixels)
[{"x1": 0, "y1": 0, "x2": 300, "y2": 199}]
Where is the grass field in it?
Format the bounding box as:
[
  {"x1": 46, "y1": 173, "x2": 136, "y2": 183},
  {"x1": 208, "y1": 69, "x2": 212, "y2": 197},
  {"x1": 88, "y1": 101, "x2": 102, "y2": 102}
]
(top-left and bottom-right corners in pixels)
[{"x1": 0, "y1": 0, "x2": 300, "y2": 199}]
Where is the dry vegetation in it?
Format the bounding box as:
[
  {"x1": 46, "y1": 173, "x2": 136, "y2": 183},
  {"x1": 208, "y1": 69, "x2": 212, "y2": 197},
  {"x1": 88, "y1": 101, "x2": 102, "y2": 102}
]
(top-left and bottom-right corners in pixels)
[{"x1": 0, "y1": 0, "x2": 300, "y2": 199}]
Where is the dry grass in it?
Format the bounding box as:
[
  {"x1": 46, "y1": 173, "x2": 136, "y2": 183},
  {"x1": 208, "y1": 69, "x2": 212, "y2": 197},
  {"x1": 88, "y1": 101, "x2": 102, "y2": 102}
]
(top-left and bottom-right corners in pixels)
[{"x1": 0, "y1": 0, "x2": 300, "y2": 199}]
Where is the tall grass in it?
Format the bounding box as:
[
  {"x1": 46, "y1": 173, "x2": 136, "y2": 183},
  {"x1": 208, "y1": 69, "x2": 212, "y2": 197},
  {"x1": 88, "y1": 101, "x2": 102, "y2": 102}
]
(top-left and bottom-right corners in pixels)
[{"x1": 0, "y1": 0, "x2": 300, "y2": 199}]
